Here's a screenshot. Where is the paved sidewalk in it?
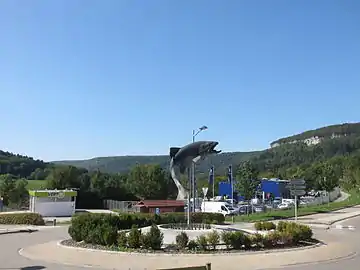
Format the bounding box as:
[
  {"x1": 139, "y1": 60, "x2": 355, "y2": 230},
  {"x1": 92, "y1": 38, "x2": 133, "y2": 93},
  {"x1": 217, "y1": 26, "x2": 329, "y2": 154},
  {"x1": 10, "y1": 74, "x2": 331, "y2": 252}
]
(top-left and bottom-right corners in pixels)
[{"x1": 292, "y1": 206, "x2": 360, "y2": 225}]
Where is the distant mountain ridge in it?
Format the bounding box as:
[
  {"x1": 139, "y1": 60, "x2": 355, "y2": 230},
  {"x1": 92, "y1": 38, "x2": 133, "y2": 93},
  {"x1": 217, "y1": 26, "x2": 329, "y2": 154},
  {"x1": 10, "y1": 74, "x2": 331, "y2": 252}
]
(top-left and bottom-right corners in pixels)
[
  {"x1": 270, "y1": 122, "x2": 360, "y2": 148},
  {"x1": 2, "y1": 121, "x2": 360, "y2": 180},
  {"x1": 53, "y1": 151, "x2": 261, "y2": 175}
]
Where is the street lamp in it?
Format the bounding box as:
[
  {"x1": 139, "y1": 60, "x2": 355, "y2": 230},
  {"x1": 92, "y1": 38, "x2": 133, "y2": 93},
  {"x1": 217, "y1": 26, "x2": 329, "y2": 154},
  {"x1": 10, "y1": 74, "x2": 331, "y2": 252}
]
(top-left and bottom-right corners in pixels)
[{"x1": 191, "y1": 125, "x2": 208, "y2": 212}]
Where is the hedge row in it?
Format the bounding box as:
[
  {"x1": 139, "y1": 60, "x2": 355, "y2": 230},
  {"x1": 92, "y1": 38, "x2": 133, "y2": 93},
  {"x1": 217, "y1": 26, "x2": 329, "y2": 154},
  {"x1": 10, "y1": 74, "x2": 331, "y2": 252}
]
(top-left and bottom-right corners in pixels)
[
  {"x1": 0, "y1": 213, "x2": 45, "y2": 225},
  {"x1": 69, "y1": 212, "x2": 224, "y2": 243}
]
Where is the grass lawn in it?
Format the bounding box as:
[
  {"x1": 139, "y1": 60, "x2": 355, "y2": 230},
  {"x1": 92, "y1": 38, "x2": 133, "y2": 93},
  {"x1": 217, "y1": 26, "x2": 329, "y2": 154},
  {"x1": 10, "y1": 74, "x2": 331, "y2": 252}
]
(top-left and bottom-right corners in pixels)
[
  {"x1": 227, "y1": 191, "x2": 360, "y2": 223},
  {"x1": 25, "y1": 179, "x2": 47, "y2": 190}
]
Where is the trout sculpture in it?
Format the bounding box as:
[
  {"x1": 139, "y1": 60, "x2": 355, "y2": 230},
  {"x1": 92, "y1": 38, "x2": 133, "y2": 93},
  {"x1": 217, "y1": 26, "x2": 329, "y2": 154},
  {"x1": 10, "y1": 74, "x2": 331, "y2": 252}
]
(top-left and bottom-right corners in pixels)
[{"x1": 169, "y1": 141, "x2": 221, "y2": 200}]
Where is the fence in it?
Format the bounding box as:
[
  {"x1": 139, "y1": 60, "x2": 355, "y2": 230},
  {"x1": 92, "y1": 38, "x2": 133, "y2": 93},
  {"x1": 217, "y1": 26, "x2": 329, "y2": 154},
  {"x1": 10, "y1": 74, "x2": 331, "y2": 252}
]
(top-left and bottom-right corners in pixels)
[
  {"x1": 302, "y1": 187, "x2": 341, "y2": 206},
  {"x1": 103, "y1": 200, "x2": 140, "y2": 212}
]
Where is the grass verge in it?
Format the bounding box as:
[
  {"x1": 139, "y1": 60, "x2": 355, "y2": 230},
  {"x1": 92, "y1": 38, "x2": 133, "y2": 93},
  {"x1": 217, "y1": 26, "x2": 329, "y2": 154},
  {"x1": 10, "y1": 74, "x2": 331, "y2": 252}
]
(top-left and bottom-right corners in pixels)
[{"x1": 227, "y1": 191, "x2": 360, "y2": 223}]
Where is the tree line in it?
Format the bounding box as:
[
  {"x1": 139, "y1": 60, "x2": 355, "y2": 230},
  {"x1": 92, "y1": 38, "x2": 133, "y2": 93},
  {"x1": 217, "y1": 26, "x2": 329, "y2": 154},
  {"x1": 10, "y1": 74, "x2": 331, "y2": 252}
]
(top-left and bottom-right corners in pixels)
[{"x1": 0, "y1": 164, "x2": 178, "y2": 209}]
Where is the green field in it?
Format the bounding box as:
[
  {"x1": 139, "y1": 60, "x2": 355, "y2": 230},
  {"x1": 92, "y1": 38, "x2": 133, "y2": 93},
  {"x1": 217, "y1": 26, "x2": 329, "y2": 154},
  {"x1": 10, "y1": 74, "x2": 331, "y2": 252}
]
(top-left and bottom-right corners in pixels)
[
  {"x1": 25, "y1": 180, "x2": 47, "y2": 190},
  {"x1": 226, "y1": 191, "x2": 360, "y2": 223}
]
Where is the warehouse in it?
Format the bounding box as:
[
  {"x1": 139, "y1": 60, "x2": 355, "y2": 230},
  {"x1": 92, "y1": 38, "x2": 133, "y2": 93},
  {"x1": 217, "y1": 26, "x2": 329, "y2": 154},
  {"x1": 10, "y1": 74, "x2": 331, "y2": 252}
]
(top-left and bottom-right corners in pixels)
[{"x1": 218, "y1": 178, "x2": 290, "y2": 201}]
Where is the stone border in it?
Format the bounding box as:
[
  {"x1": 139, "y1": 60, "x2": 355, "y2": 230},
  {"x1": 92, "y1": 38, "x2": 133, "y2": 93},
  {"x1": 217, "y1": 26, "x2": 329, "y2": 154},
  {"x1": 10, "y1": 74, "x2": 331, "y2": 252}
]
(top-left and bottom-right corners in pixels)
[
  {"x1": 58, "y1": 239, "x2": 323, "y2": 257},
  {"x1": 0, "y1": 228, "x2": 38, "y2": 235}
]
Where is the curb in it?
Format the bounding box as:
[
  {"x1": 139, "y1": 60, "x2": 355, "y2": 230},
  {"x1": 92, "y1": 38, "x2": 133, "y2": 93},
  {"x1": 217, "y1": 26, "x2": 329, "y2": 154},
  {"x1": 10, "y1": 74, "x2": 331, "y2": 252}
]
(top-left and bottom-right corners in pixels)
[
  {"x1": 0, "y1": 229, "x2": 38, "y2": 235},
  {"x1": 328, "y1": 213, "x2": 360, "y2": 225},
  {"x1": 57, "y1": 239, "x2": 323, "y2": 257}
]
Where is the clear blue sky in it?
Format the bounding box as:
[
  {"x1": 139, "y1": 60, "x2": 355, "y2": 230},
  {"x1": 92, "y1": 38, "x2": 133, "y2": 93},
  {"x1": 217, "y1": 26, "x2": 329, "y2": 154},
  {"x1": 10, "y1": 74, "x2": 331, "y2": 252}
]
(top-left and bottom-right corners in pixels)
[{"x1": 1, "y1": 0, "x2": 359, "y2": 161}]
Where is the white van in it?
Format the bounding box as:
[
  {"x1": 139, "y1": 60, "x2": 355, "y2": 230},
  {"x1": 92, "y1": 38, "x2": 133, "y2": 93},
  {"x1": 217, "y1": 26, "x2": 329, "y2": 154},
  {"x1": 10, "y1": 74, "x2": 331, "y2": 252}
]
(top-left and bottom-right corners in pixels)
[{"x1": 201, "y1": 201, "x2": 235, "y2": 216}]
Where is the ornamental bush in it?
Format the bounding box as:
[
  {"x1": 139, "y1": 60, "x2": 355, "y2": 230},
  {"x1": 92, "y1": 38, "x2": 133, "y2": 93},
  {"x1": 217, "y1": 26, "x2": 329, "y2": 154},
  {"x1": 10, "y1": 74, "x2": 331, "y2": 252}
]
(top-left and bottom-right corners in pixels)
[
  {"x1": 0, "y1": 213, "x2": 45, "y2": 225},
  {"x1": 254, "y1": 221, "x2": 276, "y2": 231},
  {"x1": 206, "y1": 230, "x2": 220, "y2": 250},
  {"x1": 141, "y1": 225, "x2": 163, "y2": 250},
  {"x1": 175, "y1": 232, "x2": 189, "y2": 249}
]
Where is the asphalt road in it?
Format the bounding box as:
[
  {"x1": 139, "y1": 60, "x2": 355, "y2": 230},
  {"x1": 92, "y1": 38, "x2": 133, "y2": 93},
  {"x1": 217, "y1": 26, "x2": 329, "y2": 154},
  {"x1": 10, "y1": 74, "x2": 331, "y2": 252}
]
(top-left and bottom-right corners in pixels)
[
  {"x1": 271, "y1": 216, "x2": 360, "y2": 270},
  {"x1": 0, "y1": 226, "x2": 104, "y2": 270},
  {"x1": 1, "y1": 217, "x2": 360, "y2": 270}
]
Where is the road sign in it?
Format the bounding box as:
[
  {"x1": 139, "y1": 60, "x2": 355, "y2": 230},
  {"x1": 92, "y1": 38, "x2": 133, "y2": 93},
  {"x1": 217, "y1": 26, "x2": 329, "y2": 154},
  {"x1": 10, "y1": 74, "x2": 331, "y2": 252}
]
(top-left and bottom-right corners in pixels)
[
  {"x1": 290, "y1": 190, "x2": 306, "y2": 196},
  {"x1": 202, "y1": 187, "x2": 209, "y2": 197},
  {"x1": 287, "y1": 184, "x2": 306, "y2": 190},
  {"x1": 289, "y1": 179, "x2": 306, "y2": 185}
]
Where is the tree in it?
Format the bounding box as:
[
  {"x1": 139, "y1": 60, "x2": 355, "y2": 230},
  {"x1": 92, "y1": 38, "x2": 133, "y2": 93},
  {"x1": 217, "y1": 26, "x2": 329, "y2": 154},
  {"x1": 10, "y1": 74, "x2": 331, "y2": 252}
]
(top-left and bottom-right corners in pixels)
[
  {"x1": 235, "y1": 161, "x2": 260, "y2": 214},
  {"x1": 127, "y1": 164, "x2": 172, "y2": 200},
  {"x1": 0, "y1": 174, "x2": 29, "y2": 207},
  {"x1": 316, "y1": 162, "x2": 339, "y2": 204}
]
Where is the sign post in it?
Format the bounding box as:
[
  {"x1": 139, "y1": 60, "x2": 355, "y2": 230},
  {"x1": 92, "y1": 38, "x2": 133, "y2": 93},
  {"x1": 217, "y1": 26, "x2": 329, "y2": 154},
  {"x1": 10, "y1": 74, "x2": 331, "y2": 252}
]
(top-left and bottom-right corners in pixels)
[
  {"x1": 202, "y1": 187, "x2": 208, "y2": 213},
  {"x1": 287, "y1": 179, "x2": 306, "y2": 222}
]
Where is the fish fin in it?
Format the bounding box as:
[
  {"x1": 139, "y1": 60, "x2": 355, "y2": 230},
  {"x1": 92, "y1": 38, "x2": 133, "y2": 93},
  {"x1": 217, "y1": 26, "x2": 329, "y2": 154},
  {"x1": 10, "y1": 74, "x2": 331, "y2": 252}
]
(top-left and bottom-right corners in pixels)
[
  {"x1": 179, "y1": 164, "x2": 187, "y2": 174},
  {"x1": 170, "y1": 147, "x2": 181, "y2": 158}
]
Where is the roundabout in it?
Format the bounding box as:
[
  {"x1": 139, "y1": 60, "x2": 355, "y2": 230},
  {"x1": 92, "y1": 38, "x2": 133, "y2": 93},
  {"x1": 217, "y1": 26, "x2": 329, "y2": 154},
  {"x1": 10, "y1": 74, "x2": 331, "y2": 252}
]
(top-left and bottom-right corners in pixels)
[{"x1": 1, "y1": 210, "x2": 360, "y2": 270}]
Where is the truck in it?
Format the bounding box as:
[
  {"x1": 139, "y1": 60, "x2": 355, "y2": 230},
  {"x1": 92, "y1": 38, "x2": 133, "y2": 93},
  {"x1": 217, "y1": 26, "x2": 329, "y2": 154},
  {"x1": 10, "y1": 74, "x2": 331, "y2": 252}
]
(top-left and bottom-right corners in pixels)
[{"x1": 200, "y1": 201, "x2": 236, "y2": 216}]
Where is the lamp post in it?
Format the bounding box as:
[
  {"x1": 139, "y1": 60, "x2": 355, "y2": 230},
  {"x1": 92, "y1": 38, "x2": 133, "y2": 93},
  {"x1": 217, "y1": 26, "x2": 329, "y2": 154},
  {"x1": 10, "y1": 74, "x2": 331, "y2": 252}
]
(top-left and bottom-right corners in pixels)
[{"x1": 191, "y1": 125, "x2": 208, "y2": 212}]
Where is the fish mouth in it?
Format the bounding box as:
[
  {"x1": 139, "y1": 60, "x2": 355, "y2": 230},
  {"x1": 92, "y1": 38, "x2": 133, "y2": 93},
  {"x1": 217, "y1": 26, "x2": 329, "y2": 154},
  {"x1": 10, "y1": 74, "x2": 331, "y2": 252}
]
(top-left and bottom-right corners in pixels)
[{"x1": 209, "y1": 142, "x2": 221, "y2": 154}]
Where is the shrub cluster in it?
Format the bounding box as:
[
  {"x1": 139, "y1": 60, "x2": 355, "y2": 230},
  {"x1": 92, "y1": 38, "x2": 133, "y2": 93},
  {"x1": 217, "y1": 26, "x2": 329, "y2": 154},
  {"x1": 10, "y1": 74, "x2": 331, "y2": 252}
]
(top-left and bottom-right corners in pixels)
[
  {"x1": 69, "y1": 212, "x2": 223, "y2": 245},
  {"x1": 68, "y1": 212, "x2": 313, "y2": 252},
  {"x1": 123, "y1": 225, "x2": 164, "y2": 250},
  {"x1": 173, "y1": 222, "x2": 314, "y2": 251},
  {"x1": 0, "y1": 213, "x2": 45, "y2": 225},
  {"x1": 254, "y1": 221, "x2": 276, "y2": 231}
]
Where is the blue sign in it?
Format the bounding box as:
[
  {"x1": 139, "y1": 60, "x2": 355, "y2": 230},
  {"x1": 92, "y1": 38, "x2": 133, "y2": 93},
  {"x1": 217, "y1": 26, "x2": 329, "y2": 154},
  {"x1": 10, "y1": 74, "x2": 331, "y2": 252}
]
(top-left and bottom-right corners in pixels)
[{"x1": 155, "y1": 207, "x2": 160, "y2": 215}]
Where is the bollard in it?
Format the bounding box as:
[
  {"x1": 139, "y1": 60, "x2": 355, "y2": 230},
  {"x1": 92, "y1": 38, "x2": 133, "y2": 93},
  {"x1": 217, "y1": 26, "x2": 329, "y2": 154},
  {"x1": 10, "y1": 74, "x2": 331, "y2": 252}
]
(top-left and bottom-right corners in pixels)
[
  {"x1": 53, "y1": 218, "x2": 57, "y2": 226},
  {"x1": 205, "y1": 263, "x2": 211, "y2": 270}
]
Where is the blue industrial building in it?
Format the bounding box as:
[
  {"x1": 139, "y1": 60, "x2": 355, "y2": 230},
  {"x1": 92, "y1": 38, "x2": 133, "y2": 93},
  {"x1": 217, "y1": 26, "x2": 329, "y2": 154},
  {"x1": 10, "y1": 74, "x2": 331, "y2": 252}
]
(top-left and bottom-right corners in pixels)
[{"x1": 218, "y1": 178, "x2": 290, "y2": 201}]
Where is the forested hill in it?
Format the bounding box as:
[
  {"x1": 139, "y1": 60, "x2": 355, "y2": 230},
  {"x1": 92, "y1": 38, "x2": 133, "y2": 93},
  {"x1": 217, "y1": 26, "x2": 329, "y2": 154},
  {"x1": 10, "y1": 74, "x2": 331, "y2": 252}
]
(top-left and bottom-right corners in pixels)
[
  {"x1": 53, "y1": 122, "x2": 360, "y2": 179},
  {"x1": 3, "y1": 121, "x2": 360, "y2": 180},
  {"x1": 53, "y1": 151, "x2": 261, "y2": 175},
  {"x1": 0, "y1": 150, "x2": 50, "y2": 178},
  {"x1": 271, "y1": 122, "x2": 360, "y2": 147}
]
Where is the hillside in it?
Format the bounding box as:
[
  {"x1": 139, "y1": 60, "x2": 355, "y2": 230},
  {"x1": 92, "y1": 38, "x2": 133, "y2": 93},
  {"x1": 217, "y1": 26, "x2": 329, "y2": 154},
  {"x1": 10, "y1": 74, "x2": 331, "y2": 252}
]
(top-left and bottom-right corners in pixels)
[
  {"x1": 270, "y1": 122, "x2": 360, "y2": 147},
  {"x1": 54, "y1": 151, "x2": 261, "y2": 175},
  {"x1": 53, "y1": 122, "x2": 360, "y2": 178},
  {"x1": 0, "y1": 150, "x2": 49, "y2": 179}
]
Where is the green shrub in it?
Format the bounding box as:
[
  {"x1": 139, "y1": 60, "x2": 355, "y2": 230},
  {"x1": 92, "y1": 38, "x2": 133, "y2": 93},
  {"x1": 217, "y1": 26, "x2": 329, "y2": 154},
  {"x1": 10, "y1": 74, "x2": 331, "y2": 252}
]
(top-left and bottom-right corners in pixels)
[
  {"x1": 221, "y1": 231, "x2": 233, "y2": 249},
  {"x1": 85, "y1": 223, "x2": 118, "y2": 246},
  {"x1": 0, "y1": 213, "x2": 45, "y2": 225},
  {"x1": 206, "y1": 230, "x2": 220, "y2": 250},
  {"x1": 277, "y1": 221, "x2": 287, "y2": 232},
  {"x1": 254, "y1": 221, "x2": 276, "y2": 231},
  {"x1": 188, "y1": 239, "x2": 199, "y2": 250},
  {"x1": 117, "y1": 231, "x2": 128, "y2": 247},
  {"x1": 196, "y1": 235, "x2": 208, "y2": 250},
  {"x1": 275, "y1": 221, "x2": 313, "y2": 243},
  {"x1": 263, "y1": 231, "x2": 280, "y2": 248},
  {"x1": 141, "y1": 225, "x2": 163, "y2": 250},
  {"x1": 278, "y1": 231, "x2": 293, "y2": 246},
  {"x1": 127, "y1": 225, "x2": 142, "y2": 249},
  {"x1": 176, "y1": 232, "x2": 189, "y2": 249},
  {"x1": 250, "y1": 233, "x2": 264, "y2": 248},
  {"x1": 229, "y1": 231, "x2": 251, "y2": 250}
]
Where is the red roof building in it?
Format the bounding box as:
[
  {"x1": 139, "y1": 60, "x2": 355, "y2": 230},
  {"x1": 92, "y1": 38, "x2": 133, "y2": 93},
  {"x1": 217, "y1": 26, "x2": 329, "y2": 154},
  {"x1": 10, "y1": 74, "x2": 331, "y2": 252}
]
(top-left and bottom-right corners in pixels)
[{"x1": 135, "y1": 200, "x2": 185, "y2": 214}]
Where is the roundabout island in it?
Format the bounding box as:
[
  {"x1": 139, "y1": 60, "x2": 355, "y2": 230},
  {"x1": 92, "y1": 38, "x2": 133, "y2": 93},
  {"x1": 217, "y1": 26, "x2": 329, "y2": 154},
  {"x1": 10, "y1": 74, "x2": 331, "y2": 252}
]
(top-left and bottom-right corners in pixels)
[{"x1": 62, "y1": 213, "x2": 317, "y2": 255}]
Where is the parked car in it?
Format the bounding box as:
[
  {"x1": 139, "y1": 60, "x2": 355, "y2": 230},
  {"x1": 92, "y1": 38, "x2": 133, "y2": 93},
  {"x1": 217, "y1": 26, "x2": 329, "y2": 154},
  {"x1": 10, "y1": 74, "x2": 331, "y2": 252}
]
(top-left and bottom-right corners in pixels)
[
  {"x1": 277, "y1": 203, "x2": 291, "y2": 209},
  {"x1": 253, "y1": 205, "x2": 265, "y2": 213}
]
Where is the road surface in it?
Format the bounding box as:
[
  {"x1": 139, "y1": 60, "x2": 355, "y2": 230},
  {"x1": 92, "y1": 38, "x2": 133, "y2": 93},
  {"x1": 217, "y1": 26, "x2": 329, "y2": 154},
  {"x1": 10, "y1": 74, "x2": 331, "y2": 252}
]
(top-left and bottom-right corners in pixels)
[{"x1": 1, "y1": 217, "x2": 360, "y2": 270}]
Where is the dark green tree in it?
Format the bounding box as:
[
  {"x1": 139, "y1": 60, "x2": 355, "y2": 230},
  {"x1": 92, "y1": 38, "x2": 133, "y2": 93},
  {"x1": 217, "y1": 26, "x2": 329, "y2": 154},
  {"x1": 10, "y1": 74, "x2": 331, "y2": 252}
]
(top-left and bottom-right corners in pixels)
[{"x1": 235, "y1": 161, "x2": 260, "y2": 214}]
